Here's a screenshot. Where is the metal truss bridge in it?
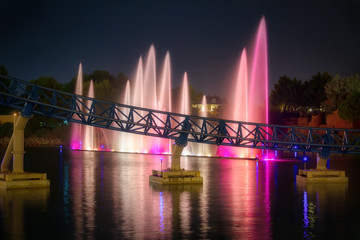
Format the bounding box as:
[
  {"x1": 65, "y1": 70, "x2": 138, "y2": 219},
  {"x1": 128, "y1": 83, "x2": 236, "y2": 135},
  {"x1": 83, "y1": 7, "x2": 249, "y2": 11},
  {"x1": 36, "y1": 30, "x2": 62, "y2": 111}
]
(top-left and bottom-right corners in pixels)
[{"x1": 1, "y1": 75, "x2": 360, "y2": 155}]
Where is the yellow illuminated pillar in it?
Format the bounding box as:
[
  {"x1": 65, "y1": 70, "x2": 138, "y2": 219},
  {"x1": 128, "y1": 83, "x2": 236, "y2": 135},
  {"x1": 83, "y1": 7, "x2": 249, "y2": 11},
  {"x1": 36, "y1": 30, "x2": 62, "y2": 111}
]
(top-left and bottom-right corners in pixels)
[
  {"x1": 0, "y1": 114, "x2": 30, "y2": 173},
  {"x1": 171, "y1": 144, "x2": 184, "y2": 171},
  {"x1": 315, "y1": 154, "x2": 328, "y2": 171}
]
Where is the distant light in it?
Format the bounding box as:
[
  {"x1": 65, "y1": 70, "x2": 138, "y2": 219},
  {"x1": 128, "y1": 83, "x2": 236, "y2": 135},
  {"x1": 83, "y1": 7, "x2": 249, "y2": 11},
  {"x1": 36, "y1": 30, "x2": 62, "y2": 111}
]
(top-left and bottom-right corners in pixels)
[
  {"x1": 303, "y1": 156, "x2": 308, "y2": 162},
  {"x1": 294, "y1": 145, "x2": 298, "y2": 149},
  {"x1": 59, "y1": 145, "x2": 63, "y2": 148}
]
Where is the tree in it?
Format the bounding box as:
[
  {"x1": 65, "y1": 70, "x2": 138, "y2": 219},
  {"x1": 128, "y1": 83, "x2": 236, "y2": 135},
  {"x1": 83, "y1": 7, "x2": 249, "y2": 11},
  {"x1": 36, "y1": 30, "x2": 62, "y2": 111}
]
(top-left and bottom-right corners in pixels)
[
  {"x1": 86, "y1": 70, "x2": 115, "y2": 83},
  {"x1": 83, "y1": 78, "x2": 113, "y2": 101},
  {"x1": 338, "y1": 92, "x2": 360, "y2": 121},
  {"x1": 324, "y1": 74, "x2": 360, "y2": 113},
  {"x1": 270, "y1": 75, "x2": 303, "y2": 112},
  {"x1": 303, "y1": 72, "x2": 332, "y2": 108},
  {"x1": 30, "y1": 76, "x2": 63, "y2": 90}
]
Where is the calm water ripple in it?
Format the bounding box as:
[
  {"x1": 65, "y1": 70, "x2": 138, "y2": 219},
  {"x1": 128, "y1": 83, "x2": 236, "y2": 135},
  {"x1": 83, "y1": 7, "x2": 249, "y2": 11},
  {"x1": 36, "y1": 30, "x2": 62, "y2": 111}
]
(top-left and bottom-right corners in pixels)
[{"x1": 0, "y1": 147, "x2": 359, "y2": 239}]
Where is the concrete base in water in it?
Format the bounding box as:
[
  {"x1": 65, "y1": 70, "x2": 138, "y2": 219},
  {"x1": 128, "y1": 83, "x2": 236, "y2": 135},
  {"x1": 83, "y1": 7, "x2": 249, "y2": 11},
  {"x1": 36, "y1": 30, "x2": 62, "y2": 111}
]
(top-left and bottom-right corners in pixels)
[
  {"x1": 297, "y1": 169, "x2": 348, "y2": 183},
  {"x1": 149, "y1": 169, "x2": 203, "y2": 184},
  {"x1": 0, "y1": 172, "x2": 50, "y2": 189}
]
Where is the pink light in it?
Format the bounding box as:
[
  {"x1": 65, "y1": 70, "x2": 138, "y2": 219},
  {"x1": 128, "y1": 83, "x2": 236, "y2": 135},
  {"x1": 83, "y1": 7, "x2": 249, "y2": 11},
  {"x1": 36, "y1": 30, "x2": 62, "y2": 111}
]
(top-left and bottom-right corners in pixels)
[{"x1": 69, "y1": 18, "x2": 269, "y2": 158}]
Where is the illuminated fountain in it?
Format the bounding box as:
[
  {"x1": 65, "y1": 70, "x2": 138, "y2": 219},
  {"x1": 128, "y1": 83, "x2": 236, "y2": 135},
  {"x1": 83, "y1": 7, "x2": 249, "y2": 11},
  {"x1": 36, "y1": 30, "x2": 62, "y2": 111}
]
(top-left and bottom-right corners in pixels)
[
  {"x1": 219, "y1": 16, "x2": 268, "y2": 158},
  {"x1": 83, "y1": 80, "x2": 94, "y2": 150},
  {"x1": 114, "y1": 80, "x2": 134, "y2": 152},
  {"x1": 70, "y1": 17, "x2": 268, "y2": 159},
  {"x1": 70, "y1": 63, "x2": 83, "y2": 150}
]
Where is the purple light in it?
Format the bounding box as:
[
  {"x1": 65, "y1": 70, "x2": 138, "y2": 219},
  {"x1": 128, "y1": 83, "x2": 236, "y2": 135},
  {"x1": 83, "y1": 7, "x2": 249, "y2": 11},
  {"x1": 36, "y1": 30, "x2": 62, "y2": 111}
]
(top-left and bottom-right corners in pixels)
[{"x1": 303, "y1": 156, "x2": 308, "y2": 162}]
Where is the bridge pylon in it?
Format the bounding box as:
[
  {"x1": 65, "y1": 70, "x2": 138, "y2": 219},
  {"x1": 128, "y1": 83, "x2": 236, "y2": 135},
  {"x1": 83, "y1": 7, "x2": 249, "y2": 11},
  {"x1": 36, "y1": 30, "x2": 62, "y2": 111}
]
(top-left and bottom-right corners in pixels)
[
  {"x1": 149, "y1": 118, "x2": 203, "y2": 184},
  {"x1": 0, "y1": 92, "x2": 50, "y2": 189}
]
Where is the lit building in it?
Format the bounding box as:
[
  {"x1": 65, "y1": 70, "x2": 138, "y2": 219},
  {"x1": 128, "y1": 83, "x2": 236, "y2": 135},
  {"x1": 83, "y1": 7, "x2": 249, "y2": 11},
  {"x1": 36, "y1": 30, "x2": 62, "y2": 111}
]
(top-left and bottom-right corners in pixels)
[{"x1": 192, "y1": 96, "x2": 227, "y2": 117}]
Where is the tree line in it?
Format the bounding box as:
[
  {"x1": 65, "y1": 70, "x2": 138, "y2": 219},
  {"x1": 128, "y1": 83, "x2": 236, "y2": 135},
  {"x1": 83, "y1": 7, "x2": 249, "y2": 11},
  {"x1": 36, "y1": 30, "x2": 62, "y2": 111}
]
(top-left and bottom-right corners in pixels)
[{"x1": 270, "y1": 72, "x2": 360, "y2": 121}]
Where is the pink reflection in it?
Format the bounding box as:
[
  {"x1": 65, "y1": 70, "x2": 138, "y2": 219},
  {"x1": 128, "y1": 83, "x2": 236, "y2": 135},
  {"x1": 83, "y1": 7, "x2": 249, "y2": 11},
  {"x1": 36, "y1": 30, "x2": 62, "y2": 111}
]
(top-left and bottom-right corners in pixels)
[
  {"x1": 70, "y1": 151, "x2": 96, "y2": 239},
  {"x1": 219, "y1": 159, "x2": 263, "y2": 238}
]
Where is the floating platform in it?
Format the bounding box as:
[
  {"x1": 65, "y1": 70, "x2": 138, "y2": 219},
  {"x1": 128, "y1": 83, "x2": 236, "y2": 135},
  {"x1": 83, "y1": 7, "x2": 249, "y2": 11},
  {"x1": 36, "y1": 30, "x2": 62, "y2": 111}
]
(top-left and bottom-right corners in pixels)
[
  {"x1": 0, "y1": 172, "x2": 50, "y2": 189},
  {"x1": 296, "y1": 169, "x2": 348, "y2": 183},
  {"x1": 149, "y1": 169, "x2": 203, "y2": 184}
]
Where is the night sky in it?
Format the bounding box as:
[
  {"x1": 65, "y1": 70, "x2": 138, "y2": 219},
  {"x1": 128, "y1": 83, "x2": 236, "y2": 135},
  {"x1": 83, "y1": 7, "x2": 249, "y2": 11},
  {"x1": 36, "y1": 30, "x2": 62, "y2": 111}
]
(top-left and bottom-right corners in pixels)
[{"x1": 1, "y1": 0, "x2": 359, "y2": 97}]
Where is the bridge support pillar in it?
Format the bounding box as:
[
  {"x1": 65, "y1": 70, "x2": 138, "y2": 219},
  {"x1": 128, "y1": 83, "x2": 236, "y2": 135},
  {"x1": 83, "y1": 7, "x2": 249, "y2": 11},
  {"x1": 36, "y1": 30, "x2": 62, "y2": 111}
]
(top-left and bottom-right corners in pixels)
[
  {"x1": 149, "y1": 118, "x2": 203, "y2": 184},
  {"x1": 315, "y1": 155, "x2": 328, "y2": 171},
  {"x1": 171, "y1": 144, "x2": 183, "y2": 171},
  {"x1": 0, "y1": 113, "x2": 50, "y2": 189},
  {"x1": 149, "y1": 142, "x2": 203, "y2": 184}
]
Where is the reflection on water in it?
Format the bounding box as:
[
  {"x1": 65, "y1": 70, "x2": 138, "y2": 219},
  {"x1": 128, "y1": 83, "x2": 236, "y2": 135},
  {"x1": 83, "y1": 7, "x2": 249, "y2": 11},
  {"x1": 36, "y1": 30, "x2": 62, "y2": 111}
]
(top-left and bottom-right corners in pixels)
[
  {"x1": 0, "y1": 188, "x2": 49, "y2": 240},
  {"x1": 0, "y1": 149, "x2": 359, "y2": 239},
  {"x1": 297, "y1": 182, "x2": 348, "y2": 240}
]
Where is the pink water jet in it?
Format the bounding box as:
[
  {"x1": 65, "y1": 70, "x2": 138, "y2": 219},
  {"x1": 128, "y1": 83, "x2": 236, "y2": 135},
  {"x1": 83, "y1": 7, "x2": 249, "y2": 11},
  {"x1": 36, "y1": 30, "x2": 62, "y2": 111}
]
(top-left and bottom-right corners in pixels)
[
  {"x1": 157, "y1": 51, "x2": 172, "y2": 154},
  {"x1": 201, "y1": 95, "x2": 207, "y2": 117},
  {"x1": 71, "y1": 63, "x2": 83, "y2": 149},
  {"x1": 180, "y1": 72, "x2": 190, "y2": 115},
  {"x1": 221, "y1": 48, "x2": 249, "y2": 158},
  {"x1": 249, "y1": 16, "x2": 268, "y2": 125},
  {"x1": 84, "y1": 80, "x2": 94, "y2": 150}
]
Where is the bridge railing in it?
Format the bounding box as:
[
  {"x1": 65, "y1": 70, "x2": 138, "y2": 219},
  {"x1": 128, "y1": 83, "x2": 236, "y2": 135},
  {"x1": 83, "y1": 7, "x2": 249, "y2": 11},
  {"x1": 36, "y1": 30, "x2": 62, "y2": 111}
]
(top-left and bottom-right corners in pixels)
[{"x1": 1, "y1": 75, "x2": 360, "y2": 154}]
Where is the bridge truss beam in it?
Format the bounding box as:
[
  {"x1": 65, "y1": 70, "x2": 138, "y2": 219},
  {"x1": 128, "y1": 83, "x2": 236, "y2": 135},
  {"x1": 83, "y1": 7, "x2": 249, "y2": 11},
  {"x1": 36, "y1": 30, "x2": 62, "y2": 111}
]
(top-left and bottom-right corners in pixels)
[{"x1": 0, "y1": 75, "x2": 360, "y2": 155}]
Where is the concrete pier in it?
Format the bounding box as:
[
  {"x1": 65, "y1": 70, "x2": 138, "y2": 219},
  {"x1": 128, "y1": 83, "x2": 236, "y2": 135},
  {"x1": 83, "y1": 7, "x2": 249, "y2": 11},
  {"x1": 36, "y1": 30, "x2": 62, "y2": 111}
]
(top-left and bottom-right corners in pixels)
[
  {"x1": 149, "y1": 169, "x2": 203, "y2": 184},
  {"x1": 296, "y1": 169, "x2": 348, "y2": 183},
  {"x1": 149, "y1": 143, "x2": 203, "y2": 184},
  {"x1": 296, "y1": 154, "x2": 348, "y2": 183},
  {"x1": 0, "y1": 172, "x2": 50, "y2": 189}
]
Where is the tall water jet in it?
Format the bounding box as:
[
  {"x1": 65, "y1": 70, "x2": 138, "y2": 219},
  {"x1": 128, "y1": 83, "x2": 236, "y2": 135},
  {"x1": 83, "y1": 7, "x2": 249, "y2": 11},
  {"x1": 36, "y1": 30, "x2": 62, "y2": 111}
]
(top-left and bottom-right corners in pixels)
[
  {"x1": 179, "y1": 72, "x2": 192, "y2": 156},
  {"x1": 249, "y1": 16, "x2": 268, "y2": 125},
  {"x1": 71, "y1": 63, "x2": 83, "y2": 149},
  {"x1": 157, "y1": 52, "x2": 172, "y2": 154},
  {"x1": 116, "y1": 80, "x2": 134, "y2": 152},
  {"x1": 249, "y1": 16, "x2": 269, "y2": 158},
  {"x1": 132, "y1": 56, "x2": 144, "y2": 109},
  {"x1": 143, "y1": 45, "x2": 158, "y2": 153},
  {"x1": 180, "y1": 72, "x2": 190, "y2": 115},
  {"x1": 234, "y1": 48, "x2": 248, "y2": 123},
  {"x1": 198, "y1": 95, "x2": 212, "y2": 156},
  {"x1": 143, "y1": 45, "x2": 157, "y2": 110},
  {"x1": 200, "y1": 95, "x2": 207, "y2": 117},
  {"x1": 222, "y1": 48, "x2": 249, "y2": 157},
  {"x1": 131, "y1": 56, "x2": 144, "y2": 153},
  {"x1": 84, "y1": 80, "x2": 94, "y2": 150}
]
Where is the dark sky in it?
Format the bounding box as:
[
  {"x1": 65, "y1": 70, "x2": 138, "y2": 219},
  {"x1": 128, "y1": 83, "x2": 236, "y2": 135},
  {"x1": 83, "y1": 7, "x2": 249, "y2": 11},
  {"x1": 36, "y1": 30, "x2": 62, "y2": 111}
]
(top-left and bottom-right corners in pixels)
[{"x1": 1, "y1": 0, "x2": 359, "y2": 97}]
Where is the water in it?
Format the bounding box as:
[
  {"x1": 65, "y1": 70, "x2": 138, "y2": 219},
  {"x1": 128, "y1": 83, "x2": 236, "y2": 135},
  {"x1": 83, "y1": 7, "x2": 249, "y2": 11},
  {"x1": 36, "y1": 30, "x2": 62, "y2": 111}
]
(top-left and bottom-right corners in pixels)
[{"x1": 1, "y1": 147, "x2": 360, "y2": 239}]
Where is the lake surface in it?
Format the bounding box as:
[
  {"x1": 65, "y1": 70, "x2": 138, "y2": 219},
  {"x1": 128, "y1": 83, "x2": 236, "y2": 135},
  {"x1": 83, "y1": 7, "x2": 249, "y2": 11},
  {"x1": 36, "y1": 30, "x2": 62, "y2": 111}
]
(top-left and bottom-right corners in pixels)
[{"x1": 0, "y1": 147, "x2": 360, "y2": 239}]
